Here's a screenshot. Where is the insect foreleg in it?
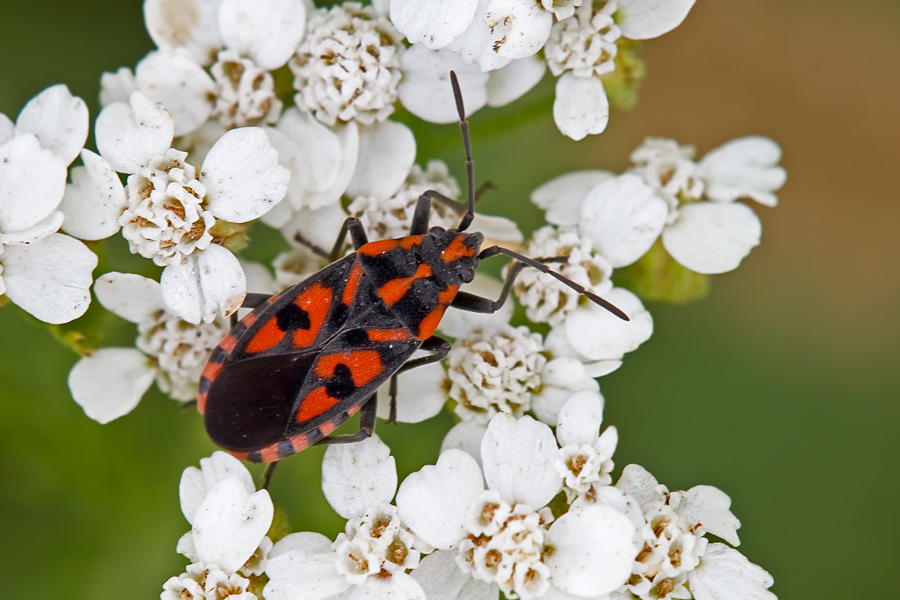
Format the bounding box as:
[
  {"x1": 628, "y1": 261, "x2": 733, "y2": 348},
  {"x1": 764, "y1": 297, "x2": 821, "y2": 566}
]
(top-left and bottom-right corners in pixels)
[{"x1": 294, "y1": 217, "x2": 370, "y2": 262}]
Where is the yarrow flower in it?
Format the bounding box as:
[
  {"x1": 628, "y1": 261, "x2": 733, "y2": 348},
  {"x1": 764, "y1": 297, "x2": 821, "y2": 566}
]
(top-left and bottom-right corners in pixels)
[
  {"x1": 266, "y1": 436, "x2": 433, "y2": 599},
  {"x1": 614, "y1": 464, "x2": 776, "y2": 600},
  {"x1": 0, "y1": 85, "x2": 98, "y2": 324},
  {"x1": 397, "y1": 413, "x2": 639, "y2": 600},
  {"x1": 291, "y1": 2, "x2": 405, "y2": 126},
  {"x1": 161, "y1": 452, "x2": 274, "y2": 600},
  {"x1": 112, "y1": 0, "x2": 307, "y2": 137},
  {"x1": 64, "y1": 91, "x2": 290, "y2": 323},
  {"x1": 68, "y1": 272, "x2": 230, "y2": 423}
]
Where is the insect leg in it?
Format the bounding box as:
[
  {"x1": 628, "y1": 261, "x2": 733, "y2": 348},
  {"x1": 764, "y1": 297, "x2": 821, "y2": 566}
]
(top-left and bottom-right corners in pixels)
[
  {"x1": 262, "y1": 462, "x2": 278, "y2": 490},
  {"x1": 314, "y1": 392, "x2": 378, "y2": 446},
  {"x1": 449, "y1": 71, "x2": 476, "y2": 232},
  {"x1": 294, "y1": 217, "x2": 370, "y2": 262},
  {"x1": 386, "y1": 335, "x2": 452, "y2": 422}
]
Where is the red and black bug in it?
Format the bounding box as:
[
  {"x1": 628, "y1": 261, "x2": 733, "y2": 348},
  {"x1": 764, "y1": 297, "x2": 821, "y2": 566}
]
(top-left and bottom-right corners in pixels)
[{"x1": 197, "y1": 72, "x2": 629, "y2": 468}]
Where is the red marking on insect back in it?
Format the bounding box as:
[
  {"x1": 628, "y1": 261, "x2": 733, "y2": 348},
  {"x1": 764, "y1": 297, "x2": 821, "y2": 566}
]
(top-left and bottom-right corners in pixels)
[
  {"x1": 290, "y1": 434, "x2": 310, "y2": 453},
  {"x1": 316, "y1": 350, "x2": 384, "y2": 387},
  {"x1": 292, "y1": 283, "x2": 332, "y2": 349},
  {"x1": 259, "y1": 445, "x2": 281, "y2": 463},
  {"x1": 378, "y1": 264, "x2": 432, "y2": 306},
  {"x1": 358, "y1": 239, "x2": 399, "y2": 256},
  {"x1": 367, "y1": 328, "x2": 412, "y2": 341},
  {"x1": 319, "y1": 420, "x2": 337, "y2": 436},
  {"x1": 399, "y1": 235, "x2": 424, "y2": 250},
  {"x1": 439, "y1": 284, "x2": 459, "y2": 305},
  {"x1": 245, "y1": 318, "x2": 285, "y2": 354},
  {"x1": 441, "y1": 235, "x2": 475, "y2": 263},
  {"x1": 296, "y1": 386, "x2": 340, "y2": 422},
  {"x1": 197, "y1": 392, "x2": 208, "y2": 414},
  {"x1": 418, "y1": 305, "x2": 445, "y2": 340},
  {"x1": 343, "y1": 261, "x2": 364, "y2": 305}
]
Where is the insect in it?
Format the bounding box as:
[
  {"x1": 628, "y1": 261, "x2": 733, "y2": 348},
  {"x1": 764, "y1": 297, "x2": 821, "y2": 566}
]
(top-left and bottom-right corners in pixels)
[{"x1": 197, "y1": 72, "x2": 629, "y2": 469}]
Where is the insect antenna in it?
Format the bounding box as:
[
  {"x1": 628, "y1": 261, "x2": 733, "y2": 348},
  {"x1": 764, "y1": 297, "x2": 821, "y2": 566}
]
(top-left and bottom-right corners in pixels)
[
  {"x1": 450, "y1": 71, "x2": 476, "y2": 232},
  {"x1": 479, "y1": 245, "x2": 631, "y2": 321}
]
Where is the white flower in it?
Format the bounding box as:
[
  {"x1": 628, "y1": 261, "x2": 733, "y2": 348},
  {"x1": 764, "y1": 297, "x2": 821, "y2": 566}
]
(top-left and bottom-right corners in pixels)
[
  {"x1": 68, "y1": 272, "x2": 230, "y2": 423},
  {"x1": 615, "y1": 464, "x2": 774, "y2": 600},
  {"x1": 448, "y1": 324, "x2": 547, "y2": 424},
  {"x1": 391, "y1": 0, "x2": 554, "y2": 72},
  {"x1": 398, "y1": 413, "x2": 638, "y2": 599},
  {"x1": 0, "y1": 85, "x2": 98, "y2": 323},
  {"x1": 136, "y1": 0, "x2": 306, "y2": 135},
  {"x1": 266, "y1": 436, "x2": 431, "y2": 600},
  {"x1": 542, "y1": 0, "x2": 696, "y2": 139},
  {"x1": 162, "y1": 453, "x2": 274, "y2": 600},
  {"x1": 513, "y1": 224, "x2": 613, "y2": 326},
  {"x1": 291, "y1": 2, "x2": 404, "y2": 126},
  {"x1": 554, "y1": 391, "x2": 618, "y2": 503},
  {"x1": 69, "y1": 91, "x2": 289, "y2": 323}
]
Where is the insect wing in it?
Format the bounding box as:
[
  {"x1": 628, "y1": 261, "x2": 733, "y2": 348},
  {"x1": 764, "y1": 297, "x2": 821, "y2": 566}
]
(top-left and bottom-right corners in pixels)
[
  {"x1": 203, "y1": 350, "x2": 319, "y2": 452},
  {"x1": 286, "y1": 326, "x2": 421, "y2": 437}
]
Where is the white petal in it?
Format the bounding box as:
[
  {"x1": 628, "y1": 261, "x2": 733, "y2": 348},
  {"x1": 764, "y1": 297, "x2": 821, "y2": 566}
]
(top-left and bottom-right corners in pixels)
[
  {"x1": 180, "y1": 452, "x2": 257, "y2": 525},
  {"x1": 440, "y1": 273, "x2": 512, "y2": 339},
  {"x1": 93, "y1": 272, "x2": 166, "y2": 323},
  {"x1": 15, "y1": 84, "x2": 88, "y2": 165},
  {"x1": 532, "y1": 359, "x2": 599, "y2": 425},
  {"x1": 0, "y1": 134, "x2": 67, "y2": 233},
  {"x1": 2, "y1": 233, "x2": 97, "y2": 324},
  {"x1": 614, "y1": 464, "x2": 663, "y2": 509},
  {"x1": 583, "y1": 359, "x2": 621, "y2": 378},
  {"x1": 579, "y1": 174, "x2": 668, "y2": 268},
  {"x1": 269, "y1": 531, "x2": 334, "y2": 560},
  {"x1": 277, "y1": 202, "x2": 346, "y2": 252},
  {"x1": 469, "y1": 214, "x2": 523, "y2": 244},
  {"x1": 68, "y1": 348, "x2": 156, "y2": 423},
  {"x1": 441, "y1": 420, "x2": 487, "y2": 466},
  {"x1": 673, "y1": 486, "x2": 741, "y2": 546},
  {"x1": 698, "y1": 136, "x2": 786, "y2": 207},
  {"x1": 274, "y1": 108, "x2": 343, "y2": 206},
  {"x1": 445, "y1": 0, "x2": 502, "y2": 69},
  {"x1": 616, "y1": 0, "x2": 696, "y2": 40},
  {"x1": 0, "y1": 113, "x2": 14, "y2": 145},
  {"x1": 135, "y1": 49, "x2": 216, "y2": 137},
  {"x1": 376, "y1": 361, "x2": 448, "y2": 423},
  {"x1": 0, "y1": 211, "x2": 64, "y2": 246},
  {"x1": 202, "y1": 127, "x2": 290, "y2": 222},
  {"x1": 531, "y1": 170, "x2": 613, "y2": 227},
  {"x1": 59, "y1": 149, "x2": 127, "y2": 240},
  {"x1": 160, "y1": 244, "x2": 247, "y2": 324},
  {"x1": 541, "y1": 587, "x2": 611, "y2": 600},
  {"x1": 484, "y1": 0, "x2": 553, "y2": 60},
  {"x1": 356, "y1": 572, "x2": 426, "y2": 600},
  {"x1": 486, "y1": 55, "x2": 546, "y2": 107},
  {"x1": 396, "y1": 449, "x2": 485, "y2": 549},
  {"x1": 219, "y1": 0, "x2": 306, "y2": 70},
  {"x1": 100, "y1": 67, "x2": 138, "y2": 107},
  {"x1": 193, "y1": 477, "x2": 274, "y2": 573},
  {"x1": 347, "y1": 120, "x2": 415, "y2": 200},
  {"x1": 322, "y1": 435, "x2": 397, "y2": 519},
  {"x1": 544, "y1": 505, "x2": 636, "y2": 596},
  {"x1": 556, "y1": 390, "x2": 604, "y2": 447},
  {"x1": 412, "y1": 549, "x2": 499, "y2": 600},
  {"x1": 144, "y1": 0, "x2": 224, "y2": 66},
  {"x1": 553, "y1": 73, "x2": 609, "y2": 141},
  {"x1": 662, "y1": 202, "x2": 762, "y2": 274},
  {"x1": 391, "y1": 0, "x2": 477, "y2": 49},
  {"x1": 265, "y1": 543, "x2": 348, "y2": 600},
  {"x1": 563, "y1": 287, "x2": 653, "y2": 361},
  {"x1": 399, "y1": 45, "x2": 488, "y2": 124},
  {"x1": 481, "y1": 413, "x2": 561, "y2": 508},
  {"x1": 689, "y1": 544, "x2": 775, "y2": 600},
  {"x1": 95, "y1": 92, "x2": 174, "y2": 174},
  {"x1": 305, "y1": 121, "x2": 359, "y2": 210}
]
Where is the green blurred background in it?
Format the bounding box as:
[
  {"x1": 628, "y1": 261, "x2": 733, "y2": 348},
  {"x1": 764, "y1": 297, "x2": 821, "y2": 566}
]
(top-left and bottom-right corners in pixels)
[{"x1": 1, "y1": 0, "x2": 898, "y2": 598}]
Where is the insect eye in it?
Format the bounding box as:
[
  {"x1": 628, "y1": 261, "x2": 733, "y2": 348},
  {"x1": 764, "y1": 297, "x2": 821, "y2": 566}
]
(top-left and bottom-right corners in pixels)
[{"x1": 461, "y1": 268, "x2": 475, "y2": 283}]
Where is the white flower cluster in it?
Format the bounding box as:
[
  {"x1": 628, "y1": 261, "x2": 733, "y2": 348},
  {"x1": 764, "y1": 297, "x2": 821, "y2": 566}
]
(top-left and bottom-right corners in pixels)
[{"x1": 390, "y1": 0, "x2": 698, "y2": 138}]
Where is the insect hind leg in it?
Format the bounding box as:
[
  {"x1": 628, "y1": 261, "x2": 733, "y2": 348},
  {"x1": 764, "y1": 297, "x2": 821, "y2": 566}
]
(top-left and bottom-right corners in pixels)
[
  {"x1": 387, "y1": 335, "x2": 451, "y2": 422},
  {"x1": 295, "y1": 217, "x2": 370, "y2": 261},
  {"x1": 313, "y1": 392, "x2": 378, "y2": 446}
]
